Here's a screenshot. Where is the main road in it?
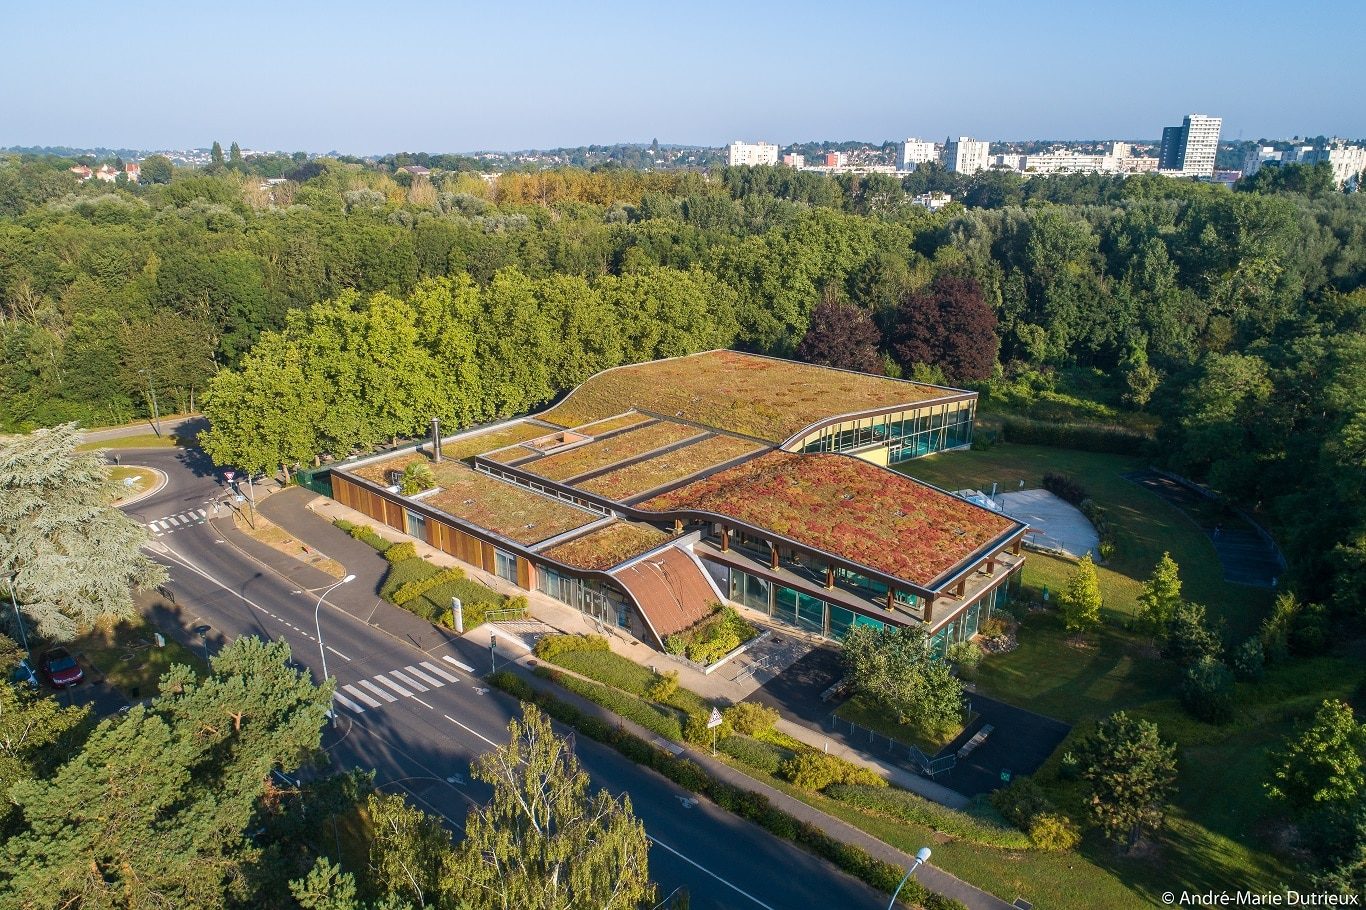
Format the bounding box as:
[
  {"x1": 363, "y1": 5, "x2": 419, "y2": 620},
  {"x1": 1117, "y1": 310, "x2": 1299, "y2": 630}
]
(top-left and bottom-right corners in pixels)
[{"x1": 115, "y1": 447, "x2": 895, "y2": 910}]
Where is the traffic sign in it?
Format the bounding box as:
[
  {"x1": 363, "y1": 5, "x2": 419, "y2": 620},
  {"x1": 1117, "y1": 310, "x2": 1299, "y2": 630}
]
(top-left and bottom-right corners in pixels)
[
  {"x1": 706, "y1": 707, "x2": 724, "y2": 729},
  {"x1": 223, "y1": 469, "x2": 236, "y2": 482}
]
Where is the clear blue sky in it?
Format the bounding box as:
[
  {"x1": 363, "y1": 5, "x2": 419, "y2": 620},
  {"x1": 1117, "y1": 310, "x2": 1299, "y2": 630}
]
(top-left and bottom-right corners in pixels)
[{"x1": 2, "y1": 0, "x2": 1360, "y2": 153}]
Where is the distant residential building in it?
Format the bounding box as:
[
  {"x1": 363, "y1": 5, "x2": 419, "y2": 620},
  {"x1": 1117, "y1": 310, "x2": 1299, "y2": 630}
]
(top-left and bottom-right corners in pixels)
[
  {"x1": 824, "y1": 151, "x2": 848, "y2": 168},
  {"x1": 781, "y1": 153, "x2": 804, "y2": 168},
  {"x1": 991, "y1": 154, "x2": 1025, "y2": 171},
  {"x1": 123, "y1": 162, "x2": 140, "y2": 183},
  {"x1": 1300, "y1": 141, "x2": 1366, "y2": 188},
  {"x1": 900, "y1": 138, "x2": 937, "y2": 171},
  {"x1": 911, "y1": 192, "x2": 953, "y2": 211},
  {"x1": 727, "y1": 141, "x2": 779, "y2": 167},
  {"x1": 95, "y1": 164, "x2": 119, "y2": 183},
  {"x1": 400, "y1": 165, "x2": 431, "y2": 176},
  {"x1": 1116, "y1": 155, "x2": 1159, "y2": 174},
  {"x1": 1106, "y1": 141, "x2": 1131, "y2": 158},
  {"x1": 69, "y1": 165, "x2": 92, "y2": 181},
  {"x1": 942, "y1": 137, "x2": 990, "y2": 174},
  {"x1": 1158, "y1": 113, "x2": 1222, "y2": 178},
  {"x1": 1242, "y1": 146, "x2": 1280, "y2": 177}
]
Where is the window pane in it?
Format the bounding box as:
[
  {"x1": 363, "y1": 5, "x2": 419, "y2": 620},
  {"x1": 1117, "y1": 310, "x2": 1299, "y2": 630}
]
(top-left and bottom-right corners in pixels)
[
  {"x1": 797, "y1": 592, "x2": 825, "y2": 634},
  {"x1": 774, "y1": 586, "x2": 798, "y2": 624},
  {"x1": 829, "y1": 606, "x2": 854, "y2": 639}
]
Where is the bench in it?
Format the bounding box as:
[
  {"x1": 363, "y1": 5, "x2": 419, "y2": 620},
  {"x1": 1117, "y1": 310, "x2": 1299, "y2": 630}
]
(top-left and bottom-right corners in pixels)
[{"x1": 956, "y1": 723, "x2": 995, "y2": 759}]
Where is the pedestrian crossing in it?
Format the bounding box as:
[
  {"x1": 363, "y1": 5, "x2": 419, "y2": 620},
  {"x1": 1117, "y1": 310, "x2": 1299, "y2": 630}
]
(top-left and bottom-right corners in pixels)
[
  {"x1": 146, "y1": 509, "x2": 209, "y2": 536},
  {"x1": 333, "y1": 659, "x2": 464, "y2": 715}
]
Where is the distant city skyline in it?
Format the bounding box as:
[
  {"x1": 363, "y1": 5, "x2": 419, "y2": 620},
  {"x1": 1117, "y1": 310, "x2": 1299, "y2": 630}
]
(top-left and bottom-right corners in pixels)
[{"x1": 3, "y1": 0, "x2": 1362, "y2": 154}]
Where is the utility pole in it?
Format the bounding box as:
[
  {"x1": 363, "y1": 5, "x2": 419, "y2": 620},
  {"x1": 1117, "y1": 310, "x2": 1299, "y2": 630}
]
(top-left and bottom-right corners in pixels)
[
  {"x1": 139, "y1": 369, "x2": 161, "y2": 437},
  {"x1": 5, "y1": 573, "x2": 30, "y2": 654}
]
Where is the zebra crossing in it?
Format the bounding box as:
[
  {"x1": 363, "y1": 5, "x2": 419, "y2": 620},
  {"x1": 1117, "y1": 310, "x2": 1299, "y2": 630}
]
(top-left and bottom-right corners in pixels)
[
  {"x1": 146, "y1": 509, "x2": 210, "y2": 536},
  {"x1": 332, "y1": 656, "x2": 471, "y2": 714}
]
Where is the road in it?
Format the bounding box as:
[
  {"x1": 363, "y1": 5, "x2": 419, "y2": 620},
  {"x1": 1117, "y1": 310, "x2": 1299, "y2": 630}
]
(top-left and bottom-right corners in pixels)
[{"x1": 116, "y1": 447, "x2": 897, "y2": 910}]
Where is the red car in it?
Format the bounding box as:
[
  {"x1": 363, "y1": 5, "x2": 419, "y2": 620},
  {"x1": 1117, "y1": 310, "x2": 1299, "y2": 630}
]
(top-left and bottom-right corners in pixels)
[{"x1": 40, "y1": 647, "x2": 84, "y2": 688}]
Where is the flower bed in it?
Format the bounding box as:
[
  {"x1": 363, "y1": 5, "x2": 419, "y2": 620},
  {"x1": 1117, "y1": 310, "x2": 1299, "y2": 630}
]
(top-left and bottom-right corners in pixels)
[
  {"x1": 640, "y1": 451, "x2": 1017, "y2": 586},
  {"x1": 522, "y1": 420, "x2": 705, "y2": 482},
  {"x1": 664, "y1": 604, "x2": 759, "y2": 665},
  {"x1": 541, "y1": 521, "x2": 669, "y2": 570},
  {"x1": 577, "y1": 435, "x2": 769, "y2": 501}
]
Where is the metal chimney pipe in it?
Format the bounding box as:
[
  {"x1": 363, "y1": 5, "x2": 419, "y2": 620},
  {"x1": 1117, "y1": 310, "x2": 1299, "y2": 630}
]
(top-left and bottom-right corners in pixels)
[{"x1": 430, "y1": 418, "x2": 442, "y2": 462}]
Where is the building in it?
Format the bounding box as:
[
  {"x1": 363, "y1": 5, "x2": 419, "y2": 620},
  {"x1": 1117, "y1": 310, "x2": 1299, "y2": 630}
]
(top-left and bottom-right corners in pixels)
[
  {"x1": 1300, "y1": 141, "x2": 1366, "y2": 188},
  {"x1": 781, "y1": 153, "x2": 804, "y2": 168},
  {"x1": 900, "y1": 139, "x2": 937, "y2": 171},
  {"x1": 911, "y1": 192, "x2": 954, "y2": 211},
  {"x1": 824, "y1": 151, "x2": 848, "y2": 168},
  {"x1": 1158, "y1": 113, "x2": 1222, "y2": 178},
  {"x1": 320, "y1": 352, "x2": 1025, "y2": 657},
  {"x1": 94, "y1": 164, "x2": 119, "y2": 183},
  {"x1": 69, "y1": 165, "x2": 92, "y2": 181},
  {"x1": 942, "y1": 137, "x2": 991, "y2": 174},
  {"x1": 400, "y1": 165, "x2": 431, "y2": 176},
  {"x1": 726, "y1": 141, "x2": 779, "y2": 167},
  {"x1": 124, "y1": 162, "x2": 140, "y2": 183}
]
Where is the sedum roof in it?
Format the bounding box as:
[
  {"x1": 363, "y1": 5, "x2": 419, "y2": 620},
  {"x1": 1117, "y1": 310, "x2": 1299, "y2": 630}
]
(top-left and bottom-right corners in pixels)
[
  {"x1": 637, "y1": 451, "x2": 1016, "y2": 587},
  {"x1": 538, "y1": 350, "x2": 954, "y2": 443},
  {"x1": 541, "y1": 521, "x2": 670, "y2": 571},
  {"x1": 421, "y1": 463, "x2": 598, "y2": 545}
]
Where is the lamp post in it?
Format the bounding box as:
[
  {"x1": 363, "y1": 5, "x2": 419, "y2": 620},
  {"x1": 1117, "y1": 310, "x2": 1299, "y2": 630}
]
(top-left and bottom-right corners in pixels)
[
  {"x1": 315, "y1": 574, "x2": 356, "y2": 689},
  {"x1": 886, "y1": 847, "x2": 932, "y2": 910},
  {"x1": 5, "y1": 572, "x2": 30, "y2": 655}
]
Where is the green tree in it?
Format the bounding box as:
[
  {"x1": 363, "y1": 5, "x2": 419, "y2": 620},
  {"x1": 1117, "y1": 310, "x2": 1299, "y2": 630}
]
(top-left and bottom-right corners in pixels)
[
  {"x1": 1163, "y1": 601, "x2": 1222, "y2": 666},
  {"x1": 1074, "y1": 712, "x2": 1178, "y2": 849},
  {"x1": 229, "y1": 141, "x2": 243, "y2": 167},
  {"x1": 0, "y1": 423, "x2": 165, "y2": 639},
  {"x1": 211, "y1": 140, "x2": 224, "y2": 166},
  {"x1": 398, "y1": 461, "x2": 435, "y2": 495},
  {"x1": 448, "y1": 704, "x2": 655, "y2": 910},
  {"x1": 1137, "y1": 552, "x2": 1182, "y2": 636},
  {"x1": 842, "y1": 624, "x2": 964, "y2": 737},
  {"x1": 1267, "y1": 700, "x2": 1366, "y2": 813},
  {"x1": 1060, "y1": 553, "x2": 1102, "y2": 634},
  {"x1": 140, "y1": 154, "x2": 173, "y2": 184},
  {"x1": 1180, "y1": 656, "x2": 1236, "y2": 724}
]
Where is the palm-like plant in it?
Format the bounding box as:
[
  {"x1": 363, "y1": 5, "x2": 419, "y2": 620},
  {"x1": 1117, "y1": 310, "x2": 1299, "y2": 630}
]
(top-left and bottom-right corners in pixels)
[{"x1": 399, "y1": 461, "x2": 436, "y2": 495}]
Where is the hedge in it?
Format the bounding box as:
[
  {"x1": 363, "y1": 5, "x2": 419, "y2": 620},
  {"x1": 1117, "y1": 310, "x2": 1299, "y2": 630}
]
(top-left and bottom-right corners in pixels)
[
  {"x1": 718, "y1": 735, "x2": 793, "y2": 775},
  {"x1": 533, "y1": 633, "x2": 611, "y2": 662},
  {"x1": 391, "y1": 566, "x2": 465, "y2": 606},
  {"x1": 536, "y1": 668, "x2": 684, "y2": 741},
  {"x1": 487, "y1": 671, "x2": 966, "y2": 910},
  {"x1": 826, "y1": 784, "x2": 1033, "y2": 850},
  {"x1": 1000, "y1": 416, "x2": 1152, "y2": 456},
  {"x1": 1041, "y1": 474, "x2": 1117, "y2": 559},
  {"x1": 538, "y1": 635, "x2": 710, "y2": 716},
  {"x1": 779, "y1": 752, "x2": 887, "y2": 791},
  {"x1": 337, "y1": 520, "x2": 390, "y2": 553}
]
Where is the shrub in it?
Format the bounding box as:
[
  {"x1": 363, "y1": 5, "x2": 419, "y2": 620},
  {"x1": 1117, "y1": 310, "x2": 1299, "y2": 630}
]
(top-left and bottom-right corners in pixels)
[
  {"x1": 979, "y1": 616, "x2": 1008, "y2": 639},
  {"x1": 1163, "y1": 601, "x2": 1223, "y2": 666},
  {"x1": 1231, "y1": 636, "x2": 1265, "y2": 681},
  {"x1": 541, "y1": 669, "x2": 684, "y2": 741},
  {"x1": 827, "y1": 784, "x2": 1032, "y2": 849},
  {"x1": 1028, "y1": 812, "x2": 1082, "y2": 851},
  {"x1": 663, "y1": 634, "x2": 687, "y2": 656},
  {"x1": 1042, "y1": 472, "x2": 1088, "y2": 506},
  {"x1": 1001, "y1": 416, "x2": 1152, "y2": 456},
  {"x1": 718, "y1": 735, "x2": 791, "y2": 774},
  {"x1": 333, "y1": 519, "x2": 355, "y2": 533},
  {"x1": 384, "y1": 541, "x2": 418, "y2": 564},
  {"x1": 391, "y1": 566, "x2": 465, "y2": 606},
  {"x1": 724, "y1": 702, "x2": 780, "y2": 737},
  {"x1": 1180, "y1": 656, "x2": 1236, "y2": 724},
  {"x1": 533, "y1": 633, "x2": 610, "y2": 661},
  {"x1": 778, "y1": 751, "x2": 886, "y2": 792},
  {"x1": 667, "y1": 604, "x2": 758, "y2": 665},
  {"x1": 991, "y1": 776, "x2": 1053, "y2": 830},
  {"x1": 1290, "y1": 601, "x2": 1330, "y2": 656},
  {"x1": 346, "y1": 523, "x2": 390, "y2": 552},
  {"x1": 683, "y1": 711, "x2": 732, "y2": 745},
  {"x1": 646, "y1": 670, "x2": 679, "y2": 702},
  {"x1": 946, "y1": 640, "x2": 982, "y2": 672}
]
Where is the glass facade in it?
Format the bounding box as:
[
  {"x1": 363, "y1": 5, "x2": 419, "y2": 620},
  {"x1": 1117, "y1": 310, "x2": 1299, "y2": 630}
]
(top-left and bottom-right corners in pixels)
[
  {"x1": 405, "y1": 510, "x2": 427, "y2": 541},
  {"x1": 797, "y1": 399, "x2": 974, "y2": 463},
  {"x1": 536, "y1": 566, "x2": 629, "y2": 627},
  {"x1": 494, "y1": 548, "x2": 518, "y2": 584}
]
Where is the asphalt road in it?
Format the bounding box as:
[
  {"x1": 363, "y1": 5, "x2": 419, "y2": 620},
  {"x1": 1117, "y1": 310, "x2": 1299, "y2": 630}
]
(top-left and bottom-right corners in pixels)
[{"x1": 115, "y1": 448, "x2": 895, "y2": 910}]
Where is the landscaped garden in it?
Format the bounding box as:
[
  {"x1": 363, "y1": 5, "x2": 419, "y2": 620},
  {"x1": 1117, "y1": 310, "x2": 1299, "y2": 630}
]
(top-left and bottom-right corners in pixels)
[
  {"x1": 576, "y1": 434, "x2": 768, "y2": 501},
  {"x1": 520, "y1": 420, "x2": 705, "y2": 482},
  {"x1": 640, "y1": 450, "x2": 1018, "y2": 586},
  {"x1": 71, "y1": 615, "x2": 206, "y2": 698},
  {"x1": 541, "y1": 521, "x2": 668, "y2": 570},
  {"x1": 663, "y1": 603, "x2": 758, "y2": 664}
]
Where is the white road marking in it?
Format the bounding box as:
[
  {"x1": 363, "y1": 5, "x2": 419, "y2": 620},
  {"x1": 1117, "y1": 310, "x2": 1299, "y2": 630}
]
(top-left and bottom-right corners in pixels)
[
  {"x1": 443, "y1": 656, "x2": 476, "y2": 673},
  {"x1": 389, "y1": 669, "x2": 428, "y2": 692},
  {"x1": 343, "y1": 684, "x2": 382, "y2": 708},
  {"x1": 442, "y1": 713, "x2": 500, "y2": 749},
  {"x1": 149, "y1": 521, "x2": 165, "y2": 531},
  {"x1": 334, "y1": 691, "x2": 365, "y2": 713},
  {"x1": 648, "y1": 837, "x2": 778, "y2": 910},
  {"x1": 404, "y1": 665, "x2": 443, "y2": 687},
  {"x1": 422, "y1": 661, "x2": 461, "y2": 682},
  {"x1": 194, "y1": 509, "x2": 207, "y2": 519},
  {"x1": 374, "y1": 675, "x2": 414, "y2": 698},
  {"x1": 327, "y1": 645, "x2": 352, "y2": 662},
  {"x1": 167, "y1": 516, "x2": 182, "y2": 526},
  {"x1": 410, "y1": 695, "x2": 434, "y2": 709},
  {"x1": 358, "y1": 679, "x2": 397, "y2": 703}
]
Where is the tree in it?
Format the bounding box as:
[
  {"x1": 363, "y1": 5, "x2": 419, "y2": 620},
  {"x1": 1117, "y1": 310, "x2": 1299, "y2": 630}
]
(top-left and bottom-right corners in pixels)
[
  {"x1": 1060, "y1": 554, "x2": 1102, "y2": 634},
  {"x1": 398, "y1": 461, "x2": 435, "y2": 495},
  {"x1": 794, "y1": 296, "x2": 884, "y2": 374},
  {"x1": 1137, "y1": 552, "x2": 1182, "y2": 636},
  {"x1": 1180, "y1": 656, "x2": 1236, "y2": 724},
  {"x1": 0, "y1": 423, "x2": 165, "y2": 639},
  {"x1": 229, "y1": 141, "x2": 243, "y2": 168},
  {"x1": 211, "y1": 140, "x2": 224, "y2": 166},
  {"x1": 842, "y1": 624, "x2": 964, "y2": 737},
  {"x1": 1267, "y1": 699, "x2": 1366, "y2": 813},
  {"x1": 448, "y1": 704, "x2": 655, "y2": 910},
  {"x1": 890, "y1": 275, "x2": 998, "y2": 382},
  {"x1": 1163, "y1": 601, "x2": 1222, "y2": 666},
  {"x1": 140, "y1": 154, "x2": 173, "y2": 184},
  {"x1": 1074, "y1": 712, "x2": 1178, "y2": 849}
]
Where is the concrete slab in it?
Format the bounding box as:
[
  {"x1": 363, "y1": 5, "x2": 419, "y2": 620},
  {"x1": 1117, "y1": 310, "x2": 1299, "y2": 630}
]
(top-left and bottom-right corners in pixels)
[{"x1": 995, "y1": 488, "x2": 1099, "y2": 559}]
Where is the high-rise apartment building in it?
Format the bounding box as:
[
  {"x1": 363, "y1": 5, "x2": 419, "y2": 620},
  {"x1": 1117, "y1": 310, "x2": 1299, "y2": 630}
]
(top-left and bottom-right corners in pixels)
[
  {"x1": 726, "y1": 141, "x2": 779, "y2": 167},
  {"x1": 900, "y1": 138, "x2": 938, "y2": 171},
  {"x1": 1158, "y1": 114, "x2": 1222, "y2": 177},
  {"x1": 1301, "y1": 141, "x2": 1366, "y2": 188},
  {"x1": 942, "y1": 137, "x2": 990, "y2": 174}
]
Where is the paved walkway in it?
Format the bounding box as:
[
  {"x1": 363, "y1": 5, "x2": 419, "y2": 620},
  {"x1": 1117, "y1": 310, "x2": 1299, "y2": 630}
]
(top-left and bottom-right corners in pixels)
[{"x1": 995, "y1": 488, "x2": 1098, "y2": 559}]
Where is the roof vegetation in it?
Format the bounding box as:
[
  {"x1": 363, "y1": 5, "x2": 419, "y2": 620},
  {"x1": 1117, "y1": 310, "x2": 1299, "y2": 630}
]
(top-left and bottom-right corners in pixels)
[
  {"x1": 421, "y1": 463, "x2": 597, "y2": 545},
  {"x1": 521, "y1": 420, "x2": 705, "y2": 482},
  {"x1": 541, "y1": 521, "x2": 670, "y2": 570},
  {"x1": 539, "y1": 350, "x2": 951, "y2": 443},
  {"x1": 577, "y1": 435, "x2": 769, "y2": 501}
]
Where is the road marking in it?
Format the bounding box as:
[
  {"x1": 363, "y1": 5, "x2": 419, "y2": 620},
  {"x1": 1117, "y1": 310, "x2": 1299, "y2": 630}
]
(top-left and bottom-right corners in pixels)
[
  {"x1": 167, "y1": 516, "x2": 182, "y2": 527},
  {"x1": 194, "y1": 509, "x2": 207, "y2": 519},
  {"x1": 373, "y1": 675, "x2": 413, "y2": 698},
  {"x1": 442, "y1": 713, "x2": 501, "y2": 749},
  {"x1": 327, "y1": 645, "x2": 352, "y2": 662},
  {"x1": 358, "y1": 679, "x2": 398, "y2": 703},
  {"x1": 334, "y1": 691, "x2": 365, "y2": 713},
  {"x1": 443, "y1": 656, "x2": 476, "y2": 673},
  {"x1": 149, "y1": 520, "x2": 165, "y2": 531},
  {"x1": 647, "y1": 837, "x2": 778, "y2": 910},
  {"x1": 389, "y1": 669, "x2": 428, "y2": 692},
  {"x1": 410, "y1": 695, "x2": 434, "y2": 709},
  {"x1": 422, "y1": 661, "x2": 461, "y2": 682},
  {"x1": 342, "y1": 684, "x2": 382, "y2": 708},
  {"x1": 404, "y1": 665, "x2": 443, "y2": 687}
]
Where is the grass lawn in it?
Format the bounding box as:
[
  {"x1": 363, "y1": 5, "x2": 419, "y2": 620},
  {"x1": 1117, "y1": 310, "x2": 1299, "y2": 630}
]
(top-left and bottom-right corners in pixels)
[
  {"x1": 834, "y1": 693, "x2": 966, "y2": 755},
  {"x1": 71, "y1": 616, "x2": 205, "y2": 698},
  {"x1": 108, "y1": 465, "x2": 158, "y2": 503},
  {"x1": 77, "y1": 432, "x2": 184, "y2": 451}
]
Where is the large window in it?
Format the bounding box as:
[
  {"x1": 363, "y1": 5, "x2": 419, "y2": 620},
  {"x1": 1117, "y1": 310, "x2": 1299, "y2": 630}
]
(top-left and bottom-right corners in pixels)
[
  {"x1": 405, "y1": 510, "x2": 427, "y2": 541},
  {"x1": 730, "y1": 569, "x2": 771, "y2": 614},
  {"x1": 494, "y1": 548, "x2": 517, "y2": 584},
  {"x1": 801, "y1": 401, "x2": 975, "y2": 463}
]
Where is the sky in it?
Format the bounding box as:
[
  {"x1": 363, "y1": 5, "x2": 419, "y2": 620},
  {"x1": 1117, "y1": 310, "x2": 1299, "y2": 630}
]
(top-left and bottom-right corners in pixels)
[{"x1": 2, "y1": 0, "x2": 1362, "y2": 154}]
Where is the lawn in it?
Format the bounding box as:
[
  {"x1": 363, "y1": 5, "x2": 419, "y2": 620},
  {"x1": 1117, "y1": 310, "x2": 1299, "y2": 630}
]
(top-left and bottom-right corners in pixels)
[
  {"x1": 897, "y1": 443, "x2": 1270, "y2": 636},
  {"x1": 108, "y1": 466, "x2": 158, "y2": 503},
  {"x1": 71, "y1": 616, "x2": 205, "y2": 698},
  {"x1": 77, "y1": 432, "x2": 183, "y2": 451},
  {"x1": 834, "y1": 693, "x2": 966, "y2": 755}
]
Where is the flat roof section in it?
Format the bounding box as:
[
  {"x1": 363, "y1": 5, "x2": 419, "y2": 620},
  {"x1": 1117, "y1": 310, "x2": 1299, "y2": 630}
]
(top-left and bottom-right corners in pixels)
[
  {"x1": 576, "y1": 434, "x2": 770, "y2": 502},
  {"x1": 541, "y1": 521, "x2": 670, "y2": 571},
  {"x1": 421, "y1": 463, "x2": 599, "y2": 546},
  {"x1": 538, "y1": 350, "x2": 955, "y2": 444},
  {"x1": 637, "y1": 451, "x2": 1018, "y2": 588},
  {"x1": 518, "y1": 420, "x2": 706, "y2": 483}
]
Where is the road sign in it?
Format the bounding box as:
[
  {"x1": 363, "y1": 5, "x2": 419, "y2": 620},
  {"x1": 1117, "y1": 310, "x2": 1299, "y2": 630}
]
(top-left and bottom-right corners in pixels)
[
  {"x1": 706, "y1": 707, "x2": 724, "y2": 729},
  {"x1": 223, "y1": 469, "x2": 236, "y2": 482}
]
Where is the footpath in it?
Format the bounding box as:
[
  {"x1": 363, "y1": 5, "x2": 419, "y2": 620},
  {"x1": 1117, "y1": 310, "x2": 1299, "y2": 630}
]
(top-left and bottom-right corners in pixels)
[{"x1": 249, "y1": 485, "x2": 1015, "y2": 910}]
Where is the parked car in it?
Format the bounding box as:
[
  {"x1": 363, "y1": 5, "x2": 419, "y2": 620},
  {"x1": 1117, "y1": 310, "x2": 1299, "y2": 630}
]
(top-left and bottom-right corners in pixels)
[
  {"x1": 39, "y1": 647, "x2": 83, "y2": 688},
  {"x1": 9, "y1": 658, "x2": 38, "y2": 689}
]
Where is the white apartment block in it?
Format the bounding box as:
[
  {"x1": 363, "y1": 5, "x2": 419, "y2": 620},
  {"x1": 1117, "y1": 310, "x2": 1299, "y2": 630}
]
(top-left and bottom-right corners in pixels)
[
  {"x1": 727, "y1": 140, "x2": 779, "y2": 167},
  {"x1": 1301, "y1": 141, "x2": 1366, "y2": 187},
  {"x1": 942, "y1": 137, "x2": 991, "y2": 174},
  {"x1": 781, "y1": 153, "x2": 805, "y2": 168},
  {"x1": 900, "y1": 138, "x2": 938, "y2": 171},
  {"x1": 1242, "y1": 146, "x2": 1281, "y2": 177},
  {"x1": 1159, "y1": 114, "x2": 1221, "y2": 178}
]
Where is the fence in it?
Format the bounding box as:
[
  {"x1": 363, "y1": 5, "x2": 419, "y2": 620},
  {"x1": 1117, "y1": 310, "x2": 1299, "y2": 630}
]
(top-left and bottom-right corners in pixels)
[{"x1": 825, "y1": 714, "x2": 957, "y2": 778}]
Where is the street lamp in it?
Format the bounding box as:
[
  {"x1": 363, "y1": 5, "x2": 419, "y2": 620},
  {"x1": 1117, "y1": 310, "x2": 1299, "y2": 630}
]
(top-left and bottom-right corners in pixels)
[
  {"x1": 315, "y1": 574, "x2": 356, "y2": 691},
  {"x1": 5, "y1": 572, "x2": 30, "y2": 654},
  {"x1": 886, "y1": 847, "x2": 932, "y2": 910}
]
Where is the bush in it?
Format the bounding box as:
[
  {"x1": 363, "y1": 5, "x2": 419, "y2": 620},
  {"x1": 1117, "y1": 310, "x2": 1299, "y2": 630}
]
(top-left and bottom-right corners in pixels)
[
  {"x1": 724, "y1": 702, "x2": 780, "y2": 737},
  {"x1": 391, "y1": 566, "x2": 465, "y2": 606},
  {"x1": 683, "y1": 711, "x2": 732, "y2": 745},
  {"x1": 991, "y1": 776, "x2": 1053, "y2": 829},
  {"x1": 667, "y1": 604, "x2": 758, "y2": 665},
  {"x1": 778, "y1": 751, "x2": 886, "y2": 792},
  {"x1": 345, "y1": 523, "x2": 390, "y2": 552},
  {"x1": 333, "y1": 519, "x2": 355, "y2": 533},
  {"x1": 1001, "y1": 416, "x2": 1153, "y2": 456},
  {"x1": 1028, "y1": 812, "x2": 1082, "y2": 851},
  {"x1": 718, "y1": 735, "x2": 792, "y2": 774},
  {"x1": 1231, "y1": 636, "x2": 1265, "y2": 681},
  {"x1": 533, "y1": 633, "x2": 611, "y2": 661},
  {"x1": 827, "y1": 784, "x2": 1032, "y2": 849},
  {"x1": 1163, "y1": 601, "x2": 1223, "y2": 667},
  {"x1": 646, "y1": 670, "x2": 679, "y2": 702},
  {"x1": 1290, "y1": 602, "x2": 1331, "y2": 656},
  {"x1": 946, "y1": 640, "x2": 982, "y2": 674},
  {"x1": 541, "y1": 669, "x2": 685, "y2": 741},
  {"x1": 1042, "y1": 472, "x2": 1088, "y2": 506},
  {"x1": 1180, "y1": 656, "x2": 1236, "y2": 724},
  {"x1": 384, "y1": 541, "x2": 418, "y2": 564}
]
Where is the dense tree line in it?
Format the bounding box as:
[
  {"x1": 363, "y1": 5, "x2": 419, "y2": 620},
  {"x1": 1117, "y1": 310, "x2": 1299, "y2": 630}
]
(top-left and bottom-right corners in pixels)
[{"x1": 1, "y1": 153, "x2": 1364, "y2": 610}]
